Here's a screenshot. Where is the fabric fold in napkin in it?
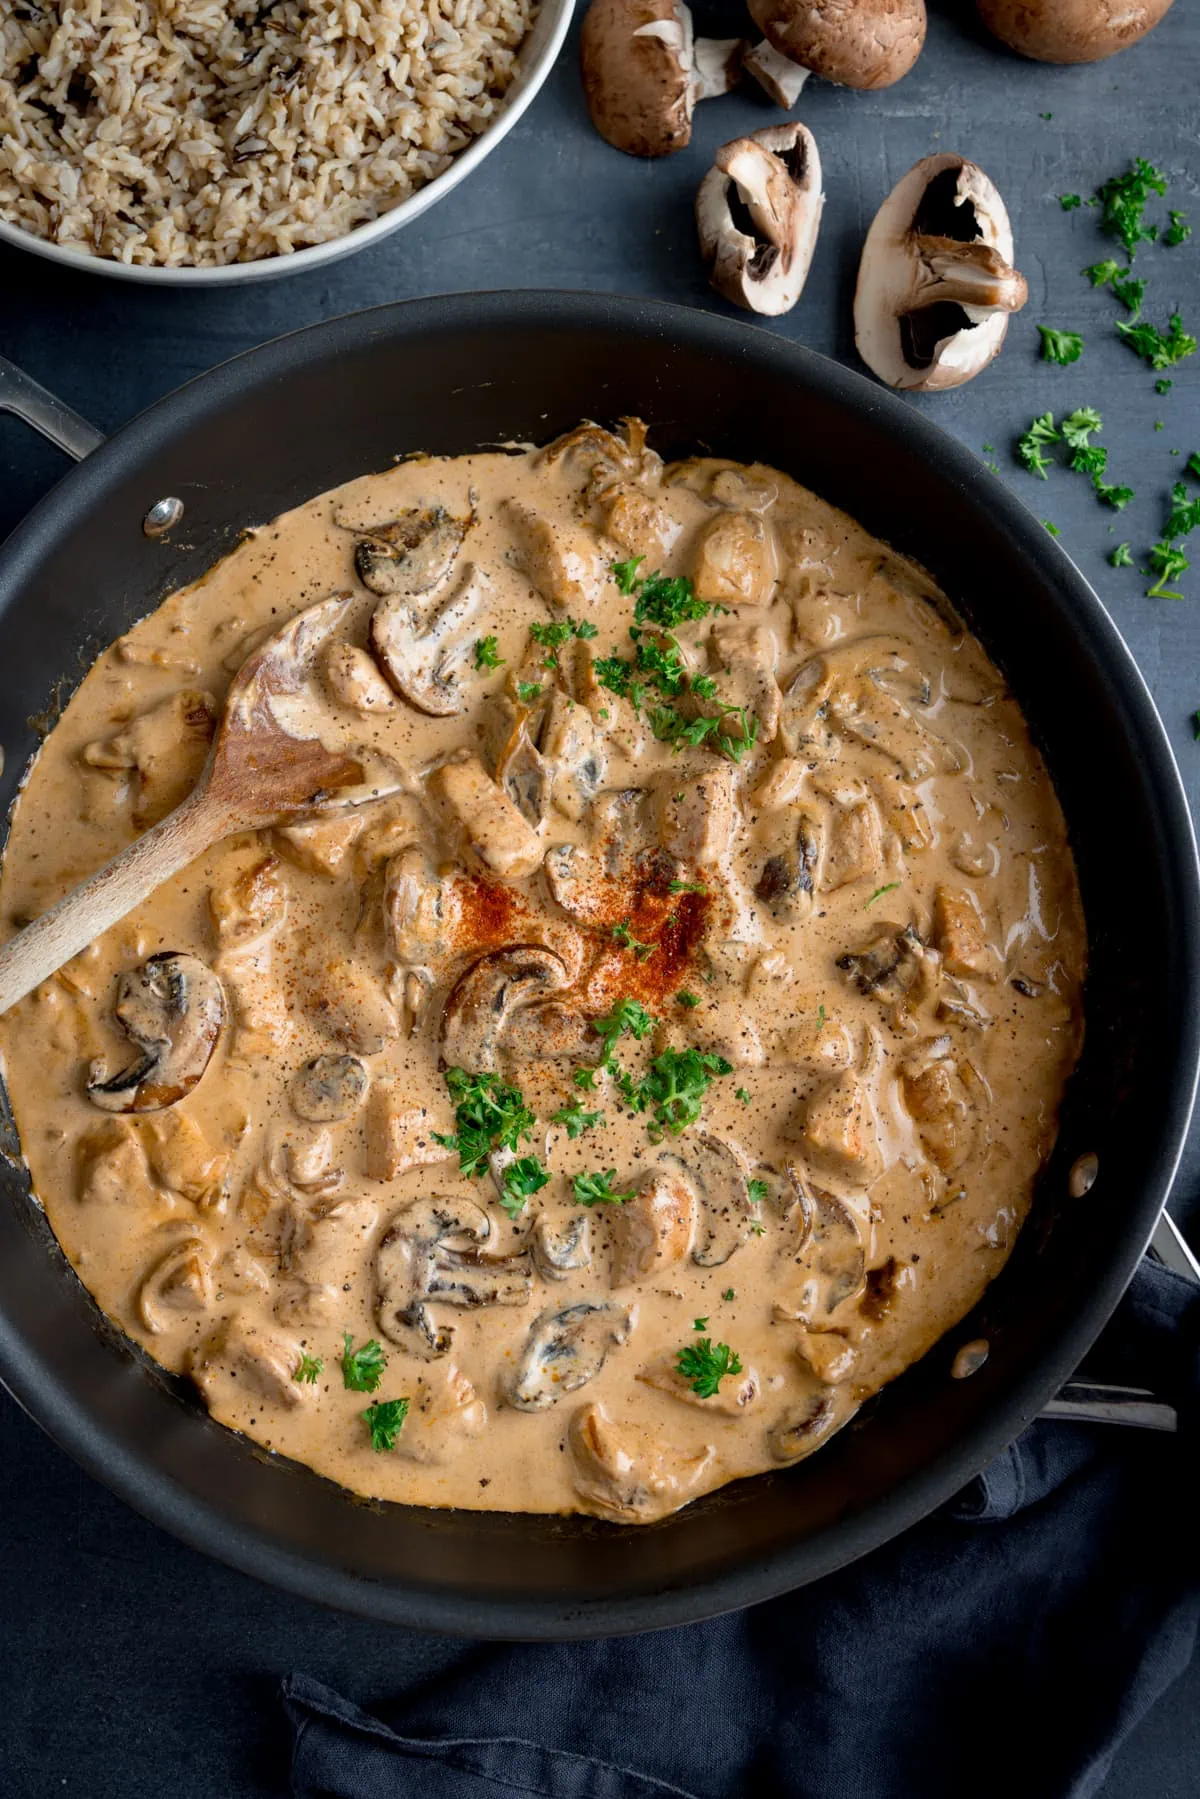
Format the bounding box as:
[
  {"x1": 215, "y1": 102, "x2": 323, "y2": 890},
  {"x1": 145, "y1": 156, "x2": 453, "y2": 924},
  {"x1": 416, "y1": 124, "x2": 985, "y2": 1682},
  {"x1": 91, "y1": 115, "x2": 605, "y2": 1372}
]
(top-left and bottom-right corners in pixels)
[{"x1": 285, "y1": 1258, "x2": 1200, "y2": 1799}]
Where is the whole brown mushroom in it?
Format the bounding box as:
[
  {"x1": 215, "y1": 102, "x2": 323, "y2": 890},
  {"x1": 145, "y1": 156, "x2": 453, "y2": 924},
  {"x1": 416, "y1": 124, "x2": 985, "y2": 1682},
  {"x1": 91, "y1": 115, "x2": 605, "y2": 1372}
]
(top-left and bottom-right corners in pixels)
[
  {"x1": 743, "y1": 0, "x2": 925, "y2": 107},
  {"x1": 977, "y1": 0, "x2": 1174, "y2": 63},
  {"x1": 580, "y1": 0, "x2": 745, "y2": 157}
]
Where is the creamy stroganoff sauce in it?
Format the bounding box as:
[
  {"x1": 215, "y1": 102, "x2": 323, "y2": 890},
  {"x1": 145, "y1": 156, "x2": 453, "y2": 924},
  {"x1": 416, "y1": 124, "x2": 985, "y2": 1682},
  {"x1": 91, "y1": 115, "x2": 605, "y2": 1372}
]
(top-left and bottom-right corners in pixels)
[{"x1": 0, "y1": 424, "x2": 1085, "y2": 1522}]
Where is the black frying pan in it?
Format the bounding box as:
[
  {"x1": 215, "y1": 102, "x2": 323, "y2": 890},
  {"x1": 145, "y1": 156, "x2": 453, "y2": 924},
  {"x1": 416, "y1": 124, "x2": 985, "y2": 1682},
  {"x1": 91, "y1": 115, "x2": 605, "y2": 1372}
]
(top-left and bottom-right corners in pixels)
[{"x1": 0, "y1": 291, "x2": 1195, "y2": 1638}]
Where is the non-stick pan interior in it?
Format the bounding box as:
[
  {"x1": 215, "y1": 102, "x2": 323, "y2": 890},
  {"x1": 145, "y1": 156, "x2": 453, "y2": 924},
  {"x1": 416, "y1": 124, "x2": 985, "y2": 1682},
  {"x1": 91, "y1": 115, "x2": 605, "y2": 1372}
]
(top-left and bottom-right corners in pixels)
[{"x1": 0, "y1": 294, "x2": 1195, "y2": 1635}]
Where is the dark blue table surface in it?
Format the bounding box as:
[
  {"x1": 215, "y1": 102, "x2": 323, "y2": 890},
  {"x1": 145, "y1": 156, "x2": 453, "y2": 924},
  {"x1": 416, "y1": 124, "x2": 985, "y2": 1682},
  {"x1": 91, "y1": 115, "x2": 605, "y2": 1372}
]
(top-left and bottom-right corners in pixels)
[{"x1": 2, "y1": 3, "x2": 1198, "y2": 1793}]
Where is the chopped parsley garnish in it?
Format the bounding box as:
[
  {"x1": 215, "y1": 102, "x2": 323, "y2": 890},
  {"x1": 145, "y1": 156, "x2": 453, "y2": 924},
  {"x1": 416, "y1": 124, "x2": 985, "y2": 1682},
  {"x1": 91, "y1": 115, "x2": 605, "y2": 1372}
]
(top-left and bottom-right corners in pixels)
[
  {"x1": 1109, "y1": 543, "x2": 1134, "y2": 568},
  {"x1": 816, "y1": 1004, "x2": 826, "y2": 1031},
  {"x1": 499, "y1": 1154, "x2": 550, "y2": 1219},
  {"x1": 1038, "y1": 326, "x2": 1084, "y2": 365},
  {"x1": 1016, "y1": 412, "x2": 1061, "y2": 478},
  {"x1": 676, "y1": 990, "x2": 701, "y2": 1009},
  {"x1": 619, "y1": 1046, "x2": 733, "y2": 1138},
  {"x1": 1157, "y1": 379, "x2": 1174, "y2": 395},
  {"x1": 1112, "y1": 273, "x2": 1147, "y2": 316},
  {"x1": 363, "y1": 1397, "x2": 409, "y2": 1452},
  {"x1": 474, "y1": 635, "x2": 503, "y2": 671},
  {"x1": 749, "y1": 1221, "x2": 767, "y2": 1237},
  {"x1": 1164, "y1": 483, "x2": 1200, "y2": 541},
  {"x1": 341, "y1": 1333, "x2": 387, "y2": 1394},
  {"x1": 669, "y1": 880, "x2": 708, "y2": 895},
  {"x1": 516, "y1": 680, "x2": 543, "y2": 705},
  {"x1": 1147, "y1": 541, "x2": 1190, "y2": 600},
  {"x1": 865, "y1": 881, "x2": 900, "y2": 906},
  {"x1": 1165, "y1": 210, "x2": 1192, "y2": 247},
  {"x1": 611, "y1": 555, "x2": 645, "y2": 595},
  {"x1": 549, "y1": 1099, "x2": 603, "y2": 1138},
  {"x1": 1094, "y1": 481, "x2": 1135, "y2": 510},
  {"x1": 1059, "y1": 194, "x2": 1082, "y2": 211},
  {"x1": 1116, "y1": 313, "x2": 1197, "y2": 371},
  {"x1": 1094, "y1": 158, "x2": 1167, "y2": 257},
  {"x1": 529, "y1": 617, "x2": 596, "y2": 651},
  {"x1": 612, "y1": 919, "x2": 655, "y2": 960},
  {"x1": 632, "y1": 569, "x2": 711, "y2": 632},
  {"x1": 592, "y1": 996, "x2": 656, "y2": 1062},
  {"x1": 722, "y1": 1287, "x2": 736, "y2": 1302},
  {"x1": 693, "y1": 1316, "x2": 709, "y2": 1331},
  {"x1": 1060, "y1": 407, "x2": 1102, "y2": 448},
  {"x1": 572, "y1": 1168, "x2": 635, "y2": 1207},
  {"x1": 736, "y1": 1087, "x2": 750, "y2": 1104},
  {"x1": 293, "y1": 1352, "x2": 324, "y2": 1384},
  {"x1": 433, "y1": 1067, "x2": 535, "y2": 1180},
  {"x1": 747, "y1": 1178, "x2": 769, "y2": 1206},
  {"x1": 675, "y1": 1337, "x2": 743, "y2": 1399}
]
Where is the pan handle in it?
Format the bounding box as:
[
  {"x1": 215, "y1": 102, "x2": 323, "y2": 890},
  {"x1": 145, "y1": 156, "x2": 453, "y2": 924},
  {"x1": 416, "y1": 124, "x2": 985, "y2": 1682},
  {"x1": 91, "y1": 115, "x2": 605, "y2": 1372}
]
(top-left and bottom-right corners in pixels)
[{"x1": 0, "y1": 355, "x2": 105, "y2": 461}]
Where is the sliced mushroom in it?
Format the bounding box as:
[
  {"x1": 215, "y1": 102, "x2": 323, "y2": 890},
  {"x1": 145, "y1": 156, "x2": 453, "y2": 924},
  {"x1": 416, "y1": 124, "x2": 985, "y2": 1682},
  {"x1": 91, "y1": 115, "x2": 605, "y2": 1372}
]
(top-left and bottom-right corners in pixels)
[
  {"x1": 540, "y1": 691, "x2": 607, "y2": 822},
  {"x1": 660, "y1": 1133, "x2": 755, "y2": 1267},
  {"x1": 508, "y1": 1297, "x2": 634, "y2": 1410},
  {"x1": 375, "y1": 1196, "x2": 532, "y2": 1360},
  {"x1": 396, "y1": 1366, "x2": 488, "y2": 1465},
  {"x1": 428, "y1": 753, "x2": 545, "y2": 881},
  {"x1": 697, "y1": 124, "x2": 823, "y2": 317},
  {"x1": 783, "y1": 1178, "x2": 869, "y2": 1318},
  {"x1": 569, "y1": 1402, "x2": 715, "y2": 1521},
  {"x1": 691, "y1": 508, "x2": 778, "y2": 607},
  {"x1": 290, "y1": 1054, "x2": 369, "y2": 1123},
  {"x1": 383, "y1": 845, "x2": 463, "y2": 974},
  {"x1": 532, "y1": 1211, "x2": 592, "y2": 1281},
  {"x1": 87, "y1": 952, "x2": 224, "y2": 1113},
  {"x1": 483, "y1": 691, "x2": 552, "y2": 828},
  {"x1": 855, "y1": 154, "x2": 1028, "y2": 391},
  {"x1": 745, "y1": 0, "x2": 925, "y2": 93},
  {"x1": 836, "y1": 924, "x2": 939, "y2": 1020},
  {"x1": 754, "y1": 809, "x2": 822, "y2": 918},
  {"x1": 322, "y1": 640, "x2": 397, "y2": 714},
  {"x1": 209, "y1": 855, "x2": 287, "y2": 955},
  {"x1": 639, "y1": 1355, "x2": 761, "y2": 1414},
  {"x1": 541, "y1": 420, "x2": 664, "y2": 498},
  {"x1": 351, "y1": 504, "x2": 470, "y2": 598},
  {"x1": 136, "y1": 1234, "x2": 213, "y2": 1334},
  {"x1": 191, "y1": 1317, "x2": 315, "y2": 1411},
  {"x1": 768, "y1": 1390, "x2": 839, "y2": 1462},
  {"x1": 580, "y1": 0, "x2": 745, "y2": 158},
  {"x1": 440, "y1": 946, "x2": 571, "y2": 1075},
  {"x1": 369, "y1": 563, "x2": 488, "y2": 716},
  {"x1": 977, "y1": 0, "x2": 1173, "y2": 63},
  {"x1": 611, "y1": 1164, "x2": 697, "y2": 1286}
]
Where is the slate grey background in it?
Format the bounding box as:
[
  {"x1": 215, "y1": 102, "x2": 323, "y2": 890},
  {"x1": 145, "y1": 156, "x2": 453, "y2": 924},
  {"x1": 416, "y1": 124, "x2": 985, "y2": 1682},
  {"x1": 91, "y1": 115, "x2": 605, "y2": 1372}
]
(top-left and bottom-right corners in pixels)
[{"x1": 1, "y1": 1, "x2": 1198, "y2": 1793}]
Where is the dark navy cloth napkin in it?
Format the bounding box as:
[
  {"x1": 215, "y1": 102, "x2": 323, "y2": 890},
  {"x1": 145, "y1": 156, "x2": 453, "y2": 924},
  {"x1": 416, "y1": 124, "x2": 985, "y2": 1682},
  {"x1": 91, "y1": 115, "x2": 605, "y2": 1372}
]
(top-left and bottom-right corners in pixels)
[{"x1": 283, "y1": 1259, "x2": 1200, "y2": 1799}]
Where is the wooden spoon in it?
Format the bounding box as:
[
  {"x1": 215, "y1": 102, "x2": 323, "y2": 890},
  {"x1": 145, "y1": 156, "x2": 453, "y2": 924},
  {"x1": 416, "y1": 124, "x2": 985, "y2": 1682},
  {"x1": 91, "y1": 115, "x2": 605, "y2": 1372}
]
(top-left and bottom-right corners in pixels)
[{"x1": 0, "y1": 595, "x2": 407, "y2": 1015}]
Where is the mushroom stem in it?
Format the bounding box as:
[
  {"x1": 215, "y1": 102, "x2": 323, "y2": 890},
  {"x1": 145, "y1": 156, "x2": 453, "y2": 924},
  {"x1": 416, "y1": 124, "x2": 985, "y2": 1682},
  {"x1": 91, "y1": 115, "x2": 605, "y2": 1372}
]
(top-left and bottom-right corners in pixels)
[
  {"x1": 742, "y1": 38, "x2": 810, "y2": 106},
  {"x1": 911, "y1": 237, "x2": 1029, "y2": 313},
  {"x1": 691, "y1": 34, "x2": 746, "y2": 98}
]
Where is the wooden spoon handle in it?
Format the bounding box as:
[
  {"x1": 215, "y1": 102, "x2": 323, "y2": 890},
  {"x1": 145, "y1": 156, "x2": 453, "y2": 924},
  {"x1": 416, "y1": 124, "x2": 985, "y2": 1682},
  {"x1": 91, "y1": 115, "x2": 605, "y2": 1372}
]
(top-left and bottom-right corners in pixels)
[{"x1": 0, "y1": 785, "x2": 232, "y2": 1016}]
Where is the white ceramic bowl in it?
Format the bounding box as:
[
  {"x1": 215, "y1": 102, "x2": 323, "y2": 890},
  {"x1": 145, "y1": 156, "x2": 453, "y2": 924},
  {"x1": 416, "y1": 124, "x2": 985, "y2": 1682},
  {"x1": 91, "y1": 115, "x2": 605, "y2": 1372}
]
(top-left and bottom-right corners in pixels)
[{"x1": 0, "y1": 0, "x2": 574, "y2": 288}]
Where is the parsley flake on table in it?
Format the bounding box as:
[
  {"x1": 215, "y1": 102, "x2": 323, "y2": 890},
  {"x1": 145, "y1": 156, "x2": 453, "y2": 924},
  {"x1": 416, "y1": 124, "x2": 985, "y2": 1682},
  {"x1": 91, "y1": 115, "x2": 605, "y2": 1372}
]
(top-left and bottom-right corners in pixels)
[
  {"x1": 499, "y1": 1154, "x2": 550, "y2": 1219},
  {"x1": 1188, "y1": 454, "x2": 1200, "y2": 482},
  {"x1": 572, "y1": 1168, "x2": 635, "y2": 1207},
  {"x1": 1165, "y1": 210, "x2": 1192, "y2": 247},
  {"x1": 1094, "y1": 157, "x2": 1168, "y2": 257},
  {"x1": 1043, "y1": 520, "x2": 1062, "y2": 537},
  {"x1": 1095, "y1": 481, "x2": 1135, "y2": 510},
  {"x1": 1165, "y1": 484, "x2": 1200, "y2": 541},
  {"x1": 1116, "y1": 313, "x2": 1198, "y2": 371},
  {"x1": 619, "y1": 1046, "x2": 733, "y2": 1138},
  {"x1": 1070, "y1": 445, "x2": 1107, "y2": 478},
  {"x1": 293, "y1": 1352, "x2": 324, "y2": 1384},
  {"x1": 341, "y1": 1333, "x2": 387, "y2": 1393},
  {"x1": 1016, "y1": 412, "x2": 1061, "y2": 478},
  {"x1": 474, "y1": 635, "x2": 503, "y2": 671},
  {"x1": 675, "y1": 1338, "x2": 743, "y2": 1400},
  {"x1": 1109, "y1": 543, "x2": 1134, "y2": 568},
  {"x1": 1038, "y1": 326, "x2": 1084, "y2": 365},
  {"x1": 1147, "y1": 541, "x2": 1190, "y2": 600},
  {"x1": 362, "y1": 1397, "x2": 409, "y2": 1452},
  {"x1": 1084, "y1": 258, "x2": 1124, "y2": 288},
  {"x1": 433, "y1": 1067, "x2": 535, "y2": 1179},
  {"x1": 612, "y1": 919, "x2": 655, "y2": 960},
  {"x1": 1157, "y1": 379, "x2": 1174, "y2": 394},
  {"x1": 1060, "y1": 407, "x2": 1102, "y2": 448},
  {"x1": 1059, "y1": 194, "x2": 1082, "y2": 211},
  {"x1": 549, "y1": 1099, "x2": 603, "y2": 1139}
]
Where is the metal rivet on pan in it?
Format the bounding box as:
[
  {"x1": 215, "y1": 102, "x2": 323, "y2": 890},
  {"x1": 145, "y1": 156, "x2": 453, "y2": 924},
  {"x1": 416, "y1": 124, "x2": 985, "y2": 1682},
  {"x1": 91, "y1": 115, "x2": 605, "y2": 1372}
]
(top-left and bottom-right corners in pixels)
[
  {"x1": 1068, "y1": 1151, "x2": 1099, "y2": 1199},
  {"x1": 142, "y1": 496, "x2": 184, "y2": 537},
  {"x1": 951, "y1": 1339, "x2": 989, "y2": 1380}
]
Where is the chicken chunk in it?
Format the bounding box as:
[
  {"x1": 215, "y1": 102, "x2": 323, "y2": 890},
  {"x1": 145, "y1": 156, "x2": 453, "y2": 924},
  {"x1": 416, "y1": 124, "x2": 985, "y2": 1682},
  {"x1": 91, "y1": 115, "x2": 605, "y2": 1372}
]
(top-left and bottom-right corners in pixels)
[
  {"x1": 793, "y1": 1073, "x2": 883, "y2": 1184},
  {"x1": 273, "y1": 816, "x2": 363, "y2": 878},
  {"x1": 80, "y1": 689, "x2": 216, "y2": 827},
  {"x1": 601, "y1": 484, "x2": 679, "y2": 561},
  {"x1": 428, "y1": 754, "x2": 544, "y2": 881},
  {"x1": 821, "y1": 795, "x2": 885, "y2": 891},
  {"x1": 76, "y1": 1120, "x2": 154, "y2": 1206},
  {"x1": 191, "y1": 1318, "x2": 314, "y2": 1412},
  {"x1": 364, "y1": 1088, "x2": 451, "y2": 1181},
  {"x1": 322, "y1": 640, "x2": 396, "y2": 715},
  {"x1": 611, "y1": 1166, "x2": 697, "y2": 1287},
  {"x1": 691, "y1": 510, "x2": 777, "y2": 608},
  {"x1": 569, "y1": 1403, "x2": 714, "y2": 1523},
  {"x1": 656, "y1": 766, "x2": 736, "y2": 867},
  {"x1": 638, "y1": 1357, "x2": 761, "y2": 1415},
  {"x1": 301, "y1": 956, "x2": 399, "y2": 1056},
  {"x1": 932, "y1": 885, "x2": 999, "y2": 982},
  {"x1": 209, "y1": 854, "x2": 287, "y2": 954},
  {"x1": 705, "y1": 617, "x2": 781, "y2": 743},
  {"x1": 900, "y1": 1040, "x2": 977, "y2": 1174},
  {"x1": 397, "y1": 1366, "x2": 487, "y2": 1465},
  {"x1": 507, "y1": 502, "x2": 603, "y2": 611}
]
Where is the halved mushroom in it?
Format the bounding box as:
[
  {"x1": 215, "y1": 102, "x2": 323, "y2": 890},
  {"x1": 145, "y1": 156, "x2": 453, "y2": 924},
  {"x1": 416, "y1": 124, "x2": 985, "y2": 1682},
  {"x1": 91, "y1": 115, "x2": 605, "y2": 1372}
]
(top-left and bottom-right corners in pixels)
[
  {"x1": 136, "y1": 1233, "x2": 214, "y2": 1334},
  {"x1": 209, "y1": 855, "x2": 287, "y2": 955},
  {"x1": 768, "y1": 1389, "x2": 839, "y2": 1462},
  {"x1": 351, "y1": 504, "x2": 470, "y2": 598},
  {"x1": 428, "y1": 753, "x2": 545, "y2": 882},
  {"x1": 744, "y1": 0, "x2": 925, "y2": 101},
  {"x1": 383, "y1": 845, "x2": 463, "y2": 974},
  {"x1": 369, "y1": 563, "x2": 488, "y2": 716},
  {"x1": 691, "y1": 508, "x2": 778, "y2": 607},
  {"x1": 191, "y1": 1317, "x2": 315, "y2": 1411},
  {"x1": 440, "y1": 946, "x2": 571, "y2": 1075},
  {"x1": 508, "y1": 1297, "x2": 634, "y2": 1410},
  {"x1": 541, "y1": 420, "x2": 664, "y2": 500},
  {"x1": 660, "y1": 1133, "x2": 755, "y2": 1266},
  {"x1": 611, "y1": 1164, "x2": 697, "y2": 1286},
  {"x1": 290, "y1": 1054, "x2": 369, "y2": 1123},
  {"x1": 639, "y1": 1355, "x2": 761, "y2": 1414},
  {"x1": 697, "y1": 124, "x2": 823, "y2": 317},
  {"x1": 87, "y1": 952, "x2": 224, "y2": 1113},
  {"x1": 854, "y1": 155, "x2": 1028, "y2": 391},
  {"x1": 569, "y1": 1402, "x2": 715, "y2": 1521},
  {"x1": 780, "y1": 1178, "x2": 869, "y2": 1319},
  {"x1": 580, "y1": 0, "x2": 745, "y2": 159},
  {"x1": 532, "y1": 1211, "x2": 592, "y2": 1281},
  {"x1": 375, "y1": 1196, "x2": 532, "y2": 1360},
  {"x1": 322, "y1": 640, "x2": 397, "y2": 715},
  {"x1": 976, "y1": 0, "x2": 1173, "y2": 63},
  {"x1": 396, "y1": 1366, "x2": 487, "y2": 1465}
]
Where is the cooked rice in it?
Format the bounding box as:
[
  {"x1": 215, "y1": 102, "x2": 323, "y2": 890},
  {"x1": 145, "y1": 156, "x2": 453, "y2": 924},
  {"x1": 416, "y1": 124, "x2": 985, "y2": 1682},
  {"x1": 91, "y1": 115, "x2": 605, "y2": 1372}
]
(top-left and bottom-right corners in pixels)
[{"x1": 0, "y1": 0, "x2": 535, "y2": 267}]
